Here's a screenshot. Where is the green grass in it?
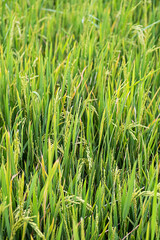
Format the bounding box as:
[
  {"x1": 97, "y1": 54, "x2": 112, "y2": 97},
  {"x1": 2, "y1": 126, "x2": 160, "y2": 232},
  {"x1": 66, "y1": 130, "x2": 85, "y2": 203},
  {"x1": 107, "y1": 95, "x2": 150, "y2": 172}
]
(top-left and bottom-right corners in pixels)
[{"x1": 0, "y1": 0, "x2": 160, "y2": 239}]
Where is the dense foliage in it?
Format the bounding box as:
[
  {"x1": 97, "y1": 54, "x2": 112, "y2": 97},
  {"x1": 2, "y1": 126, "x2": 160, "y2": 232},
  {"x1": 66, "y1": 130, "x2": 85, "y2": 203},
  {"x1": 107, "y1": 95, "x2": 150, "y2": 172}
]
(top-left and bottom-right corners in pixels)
[{"x1": 0, "y1": 0, "x2": 160, "y2": 239}]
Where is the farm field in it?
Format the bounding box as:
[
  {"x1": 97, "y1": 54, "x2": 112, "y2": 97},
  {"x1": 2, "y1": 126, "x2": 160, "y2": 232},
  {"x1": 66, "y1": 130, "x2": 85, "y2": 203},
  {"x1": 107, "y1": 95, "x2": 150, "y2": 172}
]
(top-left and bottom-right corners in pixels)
[{"x1": 0, "y1": 0, "x2": 160, "y2": 239}]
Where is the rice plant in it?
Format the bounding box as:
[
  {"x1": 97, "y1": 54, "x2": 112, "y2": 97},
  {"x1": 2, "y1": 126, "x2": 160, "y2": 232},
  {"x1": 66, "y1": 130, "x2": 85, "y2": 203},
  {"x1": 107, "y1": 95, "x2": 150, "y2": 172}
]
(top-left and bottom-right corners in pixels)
[{"x1": 0, "y1": 0, "x2": 160, "y2": 239}]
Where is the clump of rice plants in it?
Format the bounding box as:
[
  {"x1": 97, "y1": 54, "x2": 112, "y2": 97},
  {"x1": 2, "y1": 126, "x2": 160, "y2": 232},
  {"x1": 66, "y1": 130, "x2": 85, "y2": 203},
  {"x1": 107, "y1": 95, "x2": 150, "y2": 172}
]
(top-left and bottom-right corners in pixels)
[{"x1": 0, "y1": 0, "x2": 160, "y2": 239}]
